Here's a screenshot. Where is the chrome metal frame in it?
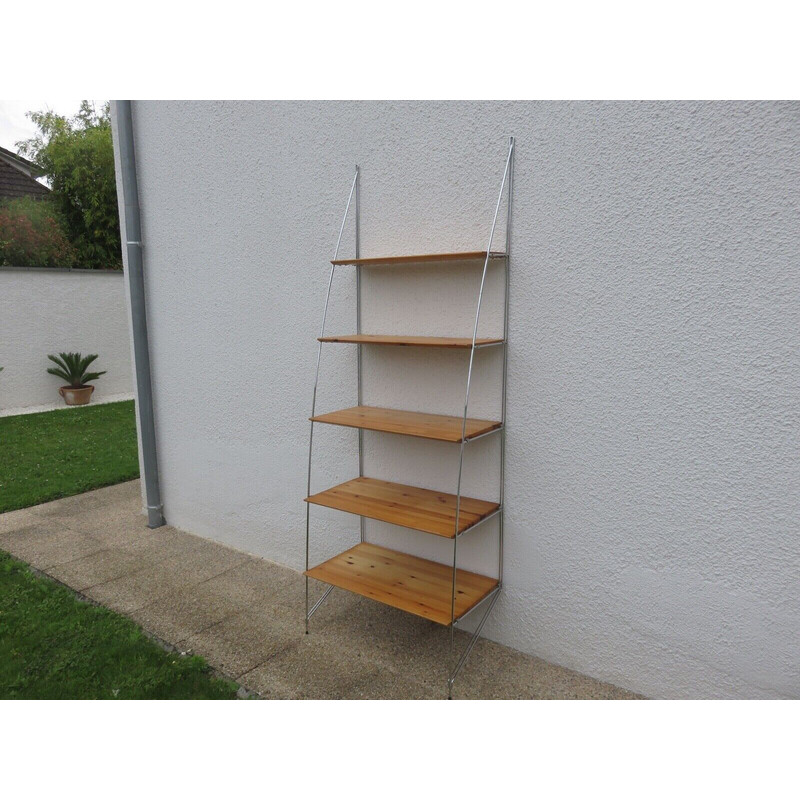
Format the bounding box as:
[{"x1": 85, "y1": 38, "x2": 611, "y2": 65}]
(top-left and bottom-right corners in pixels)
[
  {"x1": 307, "y1": 585, "x2": 334, "y2": 621},
  {"x1": 448, "y1": 136, "x2": 514, "y2": 697},
  {"x1": 463, "y1": 425, "x2": 504, "y2": 444},
  {"x1": 305, "y1": 167, "x2": 359, "y2": 634},
  {"x1": 448, "y1": 588, "x2": 501, "y2": 693},
  {"x1": 356, "y1": 169, "x2": 365, "y2": 544},
  {"x1": 458, "y1": 506, "x2": 502, "y2": 537},
  {"x1": 304, "y1": 140, "x2": 515, "y2": 700}
]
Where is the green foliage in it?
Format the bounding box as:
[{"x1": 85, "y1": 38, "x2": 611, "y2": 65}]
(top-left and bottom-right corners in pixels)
[
  {"x1": 0, "y1": 400, "x2": 139, "y2": 513},
  {"x1": 0, "y1": 551, "x2": 239, "y2": 699},
  {"x1": 47, "y1": 351, "x2": 106, "y2": 388},
  {"x1": 17, "y1": 101, "x2": 121, "y2": 269},
  {"x1": 0, "y1": 196, "x2": 77, "y2": 267},
  {"x1": 0, "y1": 398, "x2": 238, "y2": 699}
]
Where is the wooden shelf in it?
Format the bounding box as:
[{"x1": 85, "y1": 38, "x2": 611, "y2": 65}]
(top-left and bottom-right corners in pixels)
[
  {"x1": 331, "y1": 251, "x2": 506, "y2": 267},
  {"x1": 305, "y1": 542, "x2": 498, "y2": 625},
  {"x1": 306, "y1": 477, "x2": 499, "y2": 538},
  {"x1": 319, "y1": 334, "x2": 503, "y2": 348},
  {"x1": 310, "y1": 405, "x2": 501, "y2": 442}
]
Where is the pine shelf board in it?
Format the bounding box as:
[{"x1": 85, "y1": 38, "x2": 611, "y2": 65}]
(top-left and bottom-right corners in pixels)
[
  {"x1": 310, "y1": 405, "x2": 501, "y2": 442},
  {"x1": 305, "y1": 542, "x2": 498, "y2": 626},
  {"x1": 306, "y1": 477, "x2": 499, "y2": 538},
  {"x1": 331, "y1": 251, "x2": 506, "y2": 267},
  {"x1": 319, "y1": 334, "x2": 503, "y2": 348}
]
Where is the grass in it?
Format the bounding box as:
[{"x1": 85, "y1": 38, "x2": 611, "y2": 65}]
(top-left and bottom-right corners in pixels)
[
  {"x1": 0, "y1": 551, "x2": 238, "y2": 699},
  {"x1": 0, "y1": 399, "x2": 239, "y2": 699},
  {"x1": 0, "y1": 400, "x2": 140, "y2": 514}
]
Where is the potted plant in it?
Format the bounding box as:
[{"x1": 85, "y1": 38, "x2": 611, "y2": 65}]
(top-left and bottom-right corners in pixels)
[{"x1": 47, "y1": 352, "x2": 106, "y2": 406}]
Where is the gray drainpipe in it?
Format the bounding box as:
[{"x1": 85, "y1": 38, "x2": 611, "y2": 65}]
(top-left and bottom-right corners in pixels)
[{"x1": 115, "y1": 100, "x2": 165, "y2": 528}]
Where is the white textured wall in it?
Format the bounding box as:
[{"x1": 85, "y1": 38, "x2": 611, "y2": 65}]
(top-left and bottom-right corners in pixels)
[
  {"x1": 115, "y1": 101, "x2": 800, "y2": 699},
  {"x1": 0, "y1": 268, "x2": 132, "y2": 411}
]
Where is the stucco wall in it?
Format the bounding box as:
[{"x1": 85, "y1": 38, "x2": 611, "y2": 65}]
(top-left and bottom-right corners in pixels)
[
  {"x1": 114, "y1": 101, "x2": 800, "y2": 699},
  {"x1": 0, "y1": 268, "x2": 133, "y2": 411}
]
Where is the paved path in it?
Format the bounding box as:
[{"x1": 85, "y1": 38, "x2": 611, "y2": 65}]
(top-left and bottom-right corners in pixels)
[{"x1": 0, "y1": 481, "x2": 639, "y2": 699}]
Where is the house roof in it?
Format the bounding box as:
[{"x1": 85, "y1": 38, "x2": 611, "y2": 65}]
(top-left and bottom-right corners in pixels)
[
  {"x1": 0, "y1": 145, "x2": 49, "y2": 200},
  {"x1": 0, "y1": 145, "x2": 44, "y2": 176}
]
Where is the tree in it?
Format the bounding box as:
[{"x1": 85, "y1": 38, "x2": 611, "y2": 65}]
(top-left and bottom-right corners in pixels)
[{"x1": 17, "y1": 101, "x2": 121, "y2": 269}]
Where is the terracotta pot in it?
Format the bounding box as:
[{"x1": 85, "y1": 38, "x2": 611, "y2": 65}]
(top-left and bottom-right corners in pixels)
[{"x1": 59, "y1": 385, "x2": 95, "y2": 406}]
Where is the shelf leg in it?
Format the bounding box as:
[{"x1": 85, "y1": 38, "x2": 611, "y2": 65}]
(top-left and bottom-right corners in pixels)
[
  {"x1": 499, "y1": 137, "x2": 513, "y2": 587},
  {"x1": 355, "y1": 167, "x2": 365, "y2": 545},
  {"x1": 447, "y1": 138, "x2": 514, "y2": 699},
  {"x1": 305, "y1": 492, "x2": 310, "y2": 634},
  {"x1": 446, "y1": 588, "x2": 500, "y2": 699},
  {"x1": 306, "y1": 584, "x2": 334, "y2": 630},
  {"x1": 304, "y1": 167, "x2": 359, "y2": 635}
]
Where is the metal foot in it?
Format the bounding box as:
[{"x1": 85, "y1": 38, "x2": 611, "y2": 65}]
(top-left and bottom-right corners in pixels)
[
  {"x1": 447, "y1": 588, "x2": 500, "y2": 697},
  {"x1": 305, "y1": 584, "x2": 333, "y2": 636}
]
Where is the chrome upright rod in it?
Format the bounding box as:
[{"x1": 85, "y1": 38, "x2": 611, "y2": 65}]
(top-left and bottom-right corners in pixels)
[
  {"x1": 499, "y1": 139, "x2": 514, "y2": 585},
  {"x1": 355, "y1": 168, "x2": 366, "y2": 544},
  {"x1": 450, "y1": 138, "x2": 515, "y2": 642},
  {"x1": 305, "y1": 167, "x2": 359, "y2": 633}
]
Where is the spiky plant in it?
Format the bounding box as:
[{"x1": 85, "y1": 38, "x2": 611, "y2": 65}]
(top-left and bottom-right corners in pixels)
[{"x1": 47, "y1": 352, "x2": 106, "y2": 388}]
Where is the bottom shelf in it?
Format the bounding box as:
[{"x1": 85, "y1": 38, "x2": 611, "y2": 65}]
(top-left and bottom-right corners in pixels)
[{"x1": 305, "y1": 542, "x2": 498, "y2": 626}]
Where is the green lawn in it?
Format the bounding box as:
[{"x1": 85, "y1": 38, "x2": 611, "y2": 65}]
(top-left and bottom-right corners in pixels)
[
  {"x1": 0, "y1": 400, "x2": 140, "y2": 513},
  {"x1": 0, "y1": 399, "x2": 240, "y2": 699},
  {"x1": 0, "y1": 552, "x2": 238, "y2": 699}
]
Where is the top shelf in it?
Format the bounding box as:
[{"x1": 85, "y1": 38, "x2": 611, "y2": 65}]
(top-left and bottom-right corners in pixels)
[{"x1": 331, "y1": 251, "x2": 507, "y2": 267}]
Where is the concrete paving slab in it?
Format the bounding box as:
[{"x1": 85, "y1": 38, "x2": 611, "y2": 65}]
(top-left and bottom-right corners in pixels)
[
  {"x1": 130, "y1": 586, "x2": 245, "y2": 644},
  {"x1": 0, "y1": 480, "x2": 642, "y2": 700},
  {"x1": 178, "y1": 556, "x2": 300, "y2": 612},
  {"x1": 0, "y1": 481, "x2": 147, "y2": 538},
  {"x1": 240, "y1": 633, "x2": 378, "y2": 699},
  {"x1": 303, "y1": 598, "x2": 636, "y2": 699},
  {"x1": 454, "y1": 638, "x2": 637, "y2": 699},
  {"x1": 118, "y1": 526, "x2": 215, "y2": 561},
  {"x1": 22, "y1": 483, "x2": 129, "y2": 520},
  {"x1": 312, "y1": 595, "x2": 459, "y2": 674},
  {"x1": 56, "y1": 500, "x2": 155, "y2": 544},
  {"x1": 0, "y1": 524, "x2": 105, "y2": 569},
  {"x1": 0, "y1": 505, "x2": 45, "y2": 535},
  {"x1": 83, "y1": 562, "x2": 192, "y2": 614},
  {"x1": 178, "y1": 607, "x2": 300, "y2": 678},
  {"x1": 342, "y1": 667, "x2": 434, "y2": 700},
  {"x1": 126, "y1": 557, "x2": 296, "y2": 644},
  {"x1": 85, "y1": 543, "x2": 249, "y2": 613},
  {"x1": 46, "y1": 547, "x2": 149, "y2": 591}
]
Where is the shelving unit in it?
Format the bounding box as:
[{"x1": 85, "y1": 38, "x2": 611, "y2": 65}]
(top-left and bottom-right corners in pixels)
[{"x1": 304, "y1": 138, "x2": 514, "y2": 698}]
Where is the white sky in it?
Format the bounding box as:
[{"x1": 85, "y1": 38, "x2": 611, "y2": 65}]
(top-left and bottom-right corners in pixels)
[{"x1": 0, "y1": 99, "x2": 106, "y2": 154}]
